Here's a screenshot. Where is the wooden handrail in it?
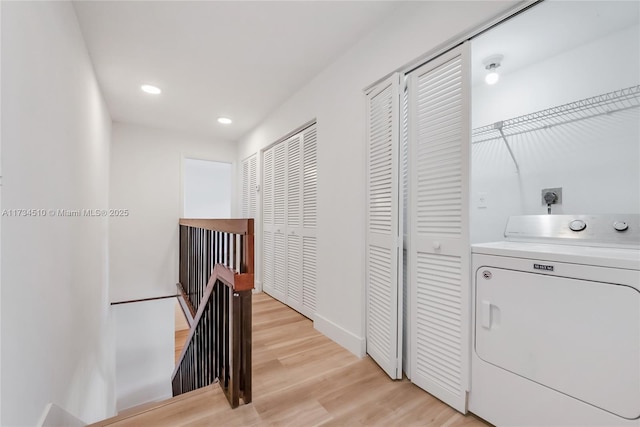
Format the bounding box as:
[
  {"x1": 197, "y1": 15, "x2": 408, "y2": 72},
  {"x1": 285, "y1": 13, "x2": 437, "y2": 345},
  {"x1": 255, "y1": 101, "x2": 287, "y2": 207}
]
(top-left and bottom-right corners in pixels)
[{"x1": 179, "y1": 218, "x2": 254, "y2": 236}]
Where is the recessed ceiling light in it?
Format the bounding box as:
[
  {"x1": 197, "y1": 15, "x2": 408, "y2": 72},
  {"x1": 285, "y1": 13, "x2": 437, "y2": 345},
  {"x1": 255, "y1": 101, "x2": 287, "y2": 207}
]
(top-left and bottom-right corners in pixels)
[
  {"x1": 217, "y1": 117, "x2": 232, "y2": 125},
  {"x1": 141, "y1": 84, "x2": 161, "y2": 94}
]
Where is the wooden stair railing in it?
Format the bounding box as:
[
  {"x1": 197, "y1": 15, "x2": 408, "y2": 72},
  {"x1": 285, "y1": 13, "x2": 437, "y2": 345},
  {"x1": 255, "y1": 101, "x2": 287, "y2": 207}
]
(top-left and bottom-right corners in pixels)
[
  {"x1": 178, "y1": 219, "x2": 254, "y2": 318},
  {"x1": 173, "y1": 219, "x2": 254, "y2": 408}
]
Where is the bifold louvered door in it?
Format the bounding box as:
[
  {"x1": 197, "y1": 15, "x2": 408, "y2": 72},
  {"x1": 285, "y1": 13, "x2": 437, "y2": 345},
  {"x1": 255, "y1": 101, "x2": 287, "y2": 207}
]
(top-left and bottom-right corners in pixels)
[
  {"x1": 262, "y1": 124, "x2": 317, "y2": 320},
  {"x1": 272, "y1": 142, "x2": 287, "y2": 302},
  {"x1": 262, "y1": 148, "x2": 275, "y2": 295},
  {"x1": 401, "y1": 83, "x2": 411, "y2": 380},
  {"x1": 242, "y1": 154, "x2": 257, "y2": 218},
  {"x1": 300, "y1": 125, "x2": 318, "y2": 319},
  {"x1": 365, "y1": 73, "x2": 403, "y2": 380},
  {"x1": 408, "y1": 43, "x2": 471, "y2": 412},
  {"x1": 285, "y1": 134, "x2": 303, "y2": 313}
]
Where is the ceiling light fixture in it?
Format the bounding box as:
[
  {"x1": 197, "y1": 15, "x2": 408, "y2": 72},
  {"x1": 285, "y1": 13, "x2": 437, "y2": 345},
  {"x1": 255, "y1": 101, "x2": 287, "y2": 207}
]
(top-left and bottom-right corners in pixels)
[
  {"x1": 141, "y1": 84, "x2": 161, "y2": 94},
  {"x1": 217, "y1": 117, "x2": 233, "y2": 125},
  {"x1": 483, "y1": 55, "x2": 504, "y2": 85}
]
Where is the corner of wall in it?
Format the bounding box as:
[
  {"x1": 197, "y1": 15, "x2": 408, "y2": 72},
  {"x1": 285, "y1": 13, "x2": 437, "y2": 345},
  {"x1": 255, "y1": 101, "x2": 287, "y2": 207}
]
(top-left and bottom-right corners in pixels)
[{"x1": 314, "y1": 313, "x2": 366, "y2": 358}]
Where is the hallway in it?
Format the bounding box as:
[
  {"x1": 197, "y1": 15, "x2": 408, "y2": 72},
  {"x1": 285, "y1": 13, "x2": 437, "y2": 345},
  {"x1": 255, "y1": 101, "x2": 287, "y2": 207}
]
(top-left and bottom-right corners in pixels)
[{"x1": 95, "y1": 293, "x2": 489, "y2": 426}]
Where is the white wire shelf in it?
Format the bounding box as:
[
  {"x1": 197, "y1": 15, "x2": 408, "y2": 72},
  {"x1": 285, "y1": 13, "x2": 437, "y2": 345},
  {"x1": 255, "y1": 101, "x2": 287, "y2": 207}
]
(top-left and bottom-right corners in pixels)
[{"x1": 472, "y1": 85, "x2": 640, "y2": 144}]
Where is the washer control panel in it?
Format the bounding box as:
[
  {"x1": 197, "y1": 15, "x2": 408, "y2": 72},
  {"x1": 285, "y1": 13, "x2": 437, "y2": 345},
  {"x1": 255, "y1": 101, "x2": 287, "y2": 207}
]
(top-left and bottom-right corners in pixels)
[{"x1": 505, "y1": 214, "x2": 640, "y2": 246}]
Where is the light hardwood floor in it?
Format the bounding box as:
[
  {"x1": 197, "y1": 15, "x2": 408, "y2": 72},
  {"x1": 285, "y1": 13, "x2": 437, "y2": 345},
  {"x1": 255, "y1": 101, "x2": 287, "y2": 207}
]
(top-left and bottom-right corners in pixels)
[{"x1": 94, "y1": 293, "x2": 491, "y2": 427}]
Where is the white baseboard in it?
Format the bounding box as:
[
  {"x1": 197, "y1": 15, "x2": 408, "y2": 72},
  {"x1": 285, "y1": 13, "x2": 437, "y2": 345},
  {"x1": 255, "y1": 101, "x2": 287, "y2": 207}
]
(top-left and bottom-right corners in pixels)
[
  {"x1": 37, "y1": 403, "x2": 85, "y2": 427},
  {"x1": 314, "y1": 313, "x2": 366, "y2": 358},
  {"x1": 254, "y1": 280, "x2": 262, "y2": 293}
]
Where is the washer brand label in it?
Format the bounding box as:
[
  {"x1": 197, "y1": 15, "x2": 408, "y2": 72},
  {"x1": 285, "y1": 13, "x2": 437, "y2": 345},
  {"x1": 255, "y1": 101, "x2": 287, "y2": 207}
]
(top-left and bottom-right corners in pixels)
[{"x1": 534, "y1": 263, "x2": 554, "y2": 271}]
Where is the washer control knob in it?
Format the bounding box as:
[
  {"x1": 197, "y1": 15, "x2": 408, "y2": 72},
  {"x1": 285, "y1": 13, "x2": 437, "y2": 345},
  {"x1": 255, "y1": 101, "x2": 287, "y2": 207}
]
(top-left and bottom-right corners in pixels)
[
  {"x1": 613, "y1": 221, "x2": 629, "y2": 232},
  {"x1": 569, "y1": 219, "x2": 587, "y2": 232}
]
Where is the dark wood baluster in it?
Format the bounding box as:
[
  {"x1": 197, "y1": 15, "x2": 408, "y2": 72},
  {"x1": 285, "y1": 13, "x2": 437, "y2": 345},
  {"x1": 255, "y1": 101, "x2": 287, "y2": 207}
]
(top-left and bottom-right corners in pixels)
[
  {"x1": 206, "y1": 230, "x2": 211, "y2": 280},
  {"x1": 213, "y1": 231, "x2": 218, "y2": 265},
  {"x1": 240, "y1": 290, "x2": 252, "y2": 403},
  {"x1": 238, "y1": 235, "x2": 244, "y2": 274},
  {"x1": 192, "y1": 227, "x2": 197, "y2": 309},
  {"x1": 199, "y1": 229, "x2": 202, "y2": 302},
  {"x1": 228, "y1": 232, "x2": 232, "y2": 268},
  {"x1": 224, "y1": 284, "x2": 229, "y2": 389},
  {"x1": 194, "y1": 228, "x2": 198, "y2": 309},
  {"x1": 230, "y1": 290, "x2": 241, "y2": 407},
  {"x1": 179, "y1": 226, "x2": 186, "y2": 288},
  {"x1": 216, "y1": 280, "x2": 222, "y2": 382}
]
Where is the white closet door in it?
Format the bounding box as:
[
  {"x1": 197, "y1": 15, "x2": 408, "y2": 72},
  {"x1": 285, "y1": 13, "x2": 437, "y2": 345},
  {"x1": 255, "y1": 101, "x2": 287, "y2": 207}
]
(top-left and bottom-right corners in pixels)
[
  {"x1": 401, "y1": 82, "x2": 411, "y2": 380},
  {"x1": 262, "y1": 148, "x2": 275, "y2": 293},
  {"x1": 365, "y1": 73, "x2": 403, "y2": 380},
  {"x1": 272, "y1": 142, "x2": 287, "y2": 302},
  {"x1": 286, "y1": 135, "x2": 303, "y2": 312},
  {"x1": 249, "y1": 154, "x2": 257, "y2": 217},
  {"x1": 242, "y1": 158, "x2": 250, "y2": 217},
  {"x1": 262, "y1": 123, "x2": 317, "y2": 318},
  {"x1": 242, "y1": 154, "x2": 257, "y2": 218},
  {"x1": 301, "y1": 125, "x2": 318, "y2": 319},
  {"x1": 408, "y1": 43, "x2": 471, "y2": 412}
]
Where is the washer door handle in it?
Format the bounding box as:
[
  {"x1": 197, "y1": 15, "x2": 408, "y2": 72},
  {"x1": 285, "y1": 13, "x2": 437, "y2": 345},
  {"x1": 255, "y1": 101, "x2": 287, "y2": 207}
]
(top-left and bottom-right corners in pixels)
[{"x1": 482, "y1": 300, "x2": 492, "y2": 329}]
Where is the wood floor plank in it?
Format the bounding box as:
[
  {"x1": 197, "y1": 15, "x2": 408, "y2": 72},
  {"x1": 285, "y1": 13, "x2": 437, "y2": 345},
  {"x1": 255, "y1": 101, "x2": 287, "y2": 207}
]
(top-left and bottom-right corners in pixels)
[{"x1": 94, "y1": 292, "x2": 491, "y2": 427}]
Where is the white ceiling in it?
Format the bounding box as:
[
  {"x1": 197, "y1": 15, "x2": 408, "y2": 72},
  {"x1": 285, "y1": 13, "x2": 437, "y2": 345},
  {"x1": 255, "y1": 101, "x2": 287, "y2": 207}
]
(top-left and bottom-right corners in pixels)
[
  {"x1": 471, "y1": 0, "x2": 639, "y2": 86},
  {"x1": 75, "y1": 1, "x2": 638, "y2": 142},
  {"x1": 73, "y1": 1, "x2": 404, "y2": 142}
]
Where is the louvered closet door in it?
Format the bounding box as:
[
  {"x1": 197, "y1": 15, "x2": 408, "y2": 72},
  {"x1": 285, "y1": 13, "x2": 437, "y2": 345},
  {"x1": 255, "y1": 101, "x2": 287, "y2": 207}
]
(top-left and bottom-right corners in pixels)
[
  {"x1": 242, "y1": 158, "x2": 250, "y2": 217},
  {"x1": 249, "y1": 155, "x2": 257, "y2": 217},
  {"x1": 301, "y1": 125, "x2": 318, "y2": 319},
  {"x1": 272, "y1": 142, "x2": 287, "y2": 302},
  {"x1": 285, "y1": 135, "x2": 303, "y2": 313},
  {"x1": 365, "y1": 73, "x2": 402, "y2": 380},
  {"x1": 401, "y1": 83, "x2": 411, "y2": 380},
  {"x1": 242, "y1": 154, "x2": 257, "y2": 218},
  {"x1": 408, "y1": 43, "x2": 471, "y2": 412},
  {"x1": 263, "y1": 148, "x2": 275, "y2": 294}
]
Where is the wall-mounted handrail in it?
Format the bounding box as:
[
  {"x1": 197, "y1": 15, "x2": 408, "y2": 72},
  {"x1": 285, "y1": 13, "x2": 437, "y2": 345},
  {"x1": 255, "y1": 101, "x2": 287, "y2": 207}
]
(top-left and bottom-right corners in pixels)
[{"x1": 110, "y1": 294, "x2": 180, "y2": 305}]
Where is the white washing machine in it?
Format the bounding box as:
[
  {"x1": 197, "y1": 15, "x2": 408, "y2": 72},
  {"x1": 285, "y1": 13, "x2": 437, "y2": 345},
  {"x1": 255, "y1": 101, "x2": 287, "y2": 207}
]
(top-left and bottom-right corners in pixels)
[{"x1": 469, "y1": 215, "x2": 640, "y2": 426}]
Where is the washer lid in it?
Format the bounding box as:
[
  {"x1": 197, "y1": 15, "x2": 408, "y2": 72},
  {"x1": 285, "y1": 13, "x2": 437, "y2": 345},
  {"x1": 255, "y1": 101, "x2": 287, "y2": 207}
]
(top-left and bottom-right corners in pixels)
[{"x1": 472, "y1": 241, "x2": 640, "y2": 271}]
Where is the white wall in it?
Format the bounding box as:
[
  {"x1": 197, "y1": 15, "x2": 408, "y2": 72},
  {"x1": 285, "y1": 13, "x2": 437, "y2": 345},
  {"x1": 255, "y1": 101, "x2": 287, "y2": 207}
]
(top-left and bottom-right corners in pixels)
[
  {"x1": 109, "y1": 123, "x2": 237, "y2": 411},
  {"x1": 471, "y1": 24, "x2": 640, "y2": 243},
  {"x1": 1, "y1": 2, "x2": 115, "y2": 425},
  {"x1": 183, "y1": 158, "x2": 231, "y2": 218},
  {"x1": 113, "y1": 300, "x2": 174, "y2": 411},
  {"x1": 236, "y1": 1, "x2": 519, "y2": 355},
  {"x1": 109, "y1": 122, "x2": 237, "y2": 302}
]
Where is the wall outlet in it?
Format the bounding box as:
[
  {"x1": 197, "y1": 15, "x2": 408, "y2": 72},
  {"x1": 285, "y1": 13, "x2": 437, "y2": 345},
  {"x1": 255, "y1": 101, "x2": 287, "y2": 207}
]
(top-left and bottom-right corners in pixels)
[
  {"x1": 477, "y1": 192, "x2": 488, "y2": 209},
  {"x1": 541, "y1": 187, "x2": 562, "y2": 205}
]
